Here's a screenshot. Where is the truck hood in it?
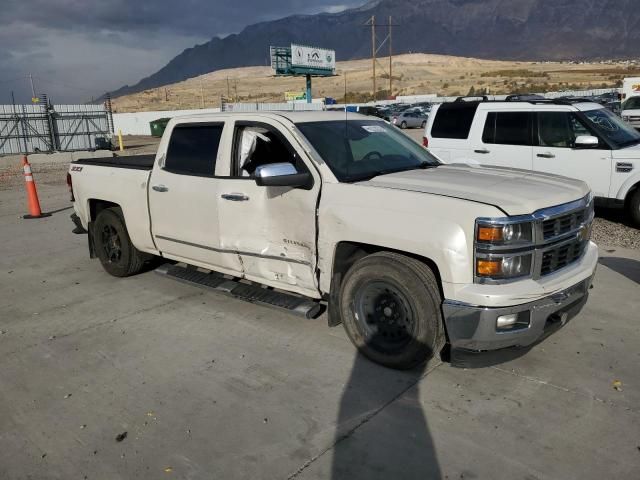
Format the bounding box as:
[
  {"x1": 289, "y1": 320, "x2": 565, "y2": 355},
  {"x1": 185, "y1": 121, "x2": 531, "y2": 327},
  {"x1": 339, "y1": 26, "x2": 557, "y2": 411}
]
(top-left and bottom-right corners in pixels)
[{"x1": 362, "y1": 164, "x2": 589, "y2": 216}]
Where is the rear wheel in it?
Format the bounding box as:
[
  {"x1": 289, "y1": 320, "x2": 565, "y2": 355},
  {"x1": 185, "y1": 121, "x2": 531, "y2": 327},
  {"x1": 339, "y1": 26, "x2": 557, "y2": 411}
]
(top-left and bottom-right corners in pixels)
[
  {"x1": 400, "y1": 121, "x2": 408, "y2": 129},
  {"x1": 339, "y1": 252, "x2": 445, "y2": 369},
  {"x1": 93, "y1": 207, "x2": 149, "y2": 277},
  {"x1": 421, "y1": 120, "x2": 427, "y2": 129},
  {"x1": 628, "y1": 189, "x2": 640, "y2": 227}
]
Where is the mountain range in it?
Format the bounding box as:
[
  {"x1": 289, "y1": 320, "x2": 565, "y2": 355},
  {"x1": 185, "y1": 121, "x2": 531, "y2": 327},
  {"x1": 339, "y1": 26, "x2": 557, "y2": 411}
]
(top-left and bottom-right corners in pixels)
[{"x1": 110, "y1": 0, "x2": 640, "y2": 98}]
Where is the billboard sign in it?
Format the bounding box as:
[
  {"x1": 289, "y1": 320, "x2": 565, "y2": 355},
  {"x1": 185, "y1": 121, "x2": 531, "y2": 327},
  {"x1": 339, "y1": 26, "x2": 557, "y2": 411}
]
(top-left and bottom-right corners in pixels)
[
  {"x1": 291, "y1": 44, "x2": 335, "y2": 72},
  {"x1": 285, "y1": 91, "x2": 306, "y2": 101}
]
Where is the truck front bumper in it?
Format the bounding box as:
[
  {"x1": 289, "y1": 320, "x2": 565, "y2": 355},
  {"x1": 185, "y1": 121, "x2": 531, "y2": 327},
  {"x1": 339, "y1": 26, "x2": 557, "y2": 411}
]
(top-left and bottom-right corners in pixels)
[{"x1": 442, "y1": 273, "x2": 594, "y2": 353}]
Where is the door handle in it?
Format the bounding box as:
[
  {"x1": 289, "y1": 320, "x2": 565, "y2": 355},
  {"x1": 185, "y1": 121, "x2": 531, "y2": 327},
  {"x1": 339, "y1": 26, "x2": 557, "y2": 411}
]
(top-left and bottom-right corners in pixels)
[
  {"x1": 221, "y1": 193, "x2": 249, "y2": 202},
  {"x1": 474, "y1": 148, "x2": 490, "y2": 154},
  {"x1": 537, "y1": 152, "x2": 555, "y2": 159},
  {"x1": 152, "y1": 185, "x2": 169, "y2": 192}
]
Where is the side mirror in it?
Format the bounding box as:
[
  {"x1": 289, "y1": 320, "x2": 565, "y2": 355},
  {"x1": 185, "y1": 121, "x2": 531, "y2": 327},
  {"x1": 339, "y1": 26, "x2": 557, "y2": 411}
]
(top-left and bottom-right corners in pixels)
[
  {"x1": 254, "y1": 163, "x2": 312, "y2": 189},
  {"x1": 574, "y1": 135, "x2": 599, "y2": 148}
]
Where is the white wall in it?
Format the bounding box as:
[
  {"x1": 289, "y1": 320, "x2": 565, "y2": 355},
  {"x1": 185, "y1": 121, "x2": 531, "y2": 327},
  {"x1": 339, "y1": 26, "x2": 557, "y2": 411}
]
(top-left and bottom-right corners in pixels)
[{"x1": 113, "y1": 108, "x2": 221, "y2": 136}]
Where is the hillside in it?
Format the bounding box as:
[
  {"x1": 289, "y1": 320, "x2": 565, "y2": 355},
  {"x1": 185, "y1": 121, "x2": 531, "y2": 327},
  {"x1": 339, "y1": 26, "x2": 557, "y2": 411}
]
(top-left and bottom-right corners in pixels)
[
  {"x1": 111, "y1": 53, "x2": 638, "y2": 113},
  {"x1": 109, "y1": 0, "x2": 640, "y2": 99}
]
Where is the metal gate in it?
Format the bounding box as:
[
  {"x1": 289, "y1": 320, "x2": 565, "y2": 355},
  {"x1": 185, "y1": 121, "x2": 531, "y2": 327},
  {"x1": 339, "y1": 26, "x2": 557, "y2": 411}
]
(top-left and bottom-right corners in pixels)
[{"x1": 0, "y1": 99, "x2": 113, "y2": 155}]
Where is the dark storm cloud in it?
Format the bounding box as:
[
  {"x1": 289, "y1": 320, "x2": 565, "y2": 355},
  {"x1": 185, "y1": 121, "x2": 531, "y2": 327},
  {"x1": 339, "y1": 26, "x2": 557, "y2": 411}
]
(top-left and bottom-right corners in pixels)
[
  {"x1": 0, "y1": 0, "x2": 363, "y2": 103},
  {"x1": 4, "y1": 0, "x2": 362, "y2": 37}
]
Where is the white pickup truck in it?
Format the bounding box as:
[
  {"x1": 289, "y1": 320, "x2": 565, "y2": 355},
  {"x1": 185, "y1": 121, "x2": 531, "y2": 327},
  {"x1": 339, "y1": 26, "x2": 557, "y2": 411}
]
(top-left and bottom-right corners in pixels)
[{"x1": 68, "y1": 112, "x2": 598, "y2": 369}]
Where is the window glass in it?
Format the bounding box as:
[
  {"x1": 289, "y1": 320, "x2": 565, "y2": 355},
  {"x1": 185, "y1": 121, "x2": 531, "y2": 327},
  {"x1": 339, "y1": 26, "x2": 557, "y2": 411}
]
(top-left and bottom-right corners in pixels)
[
  {"x1": 297, "y1": 120, "x2": 440, "y2": 183},
  {"x1": 165, "y1": 124, "x2": 223, "y2": 176},
  {"x1": 537, "y1": 112, "x2": 574, "y2": 148},
  {"x1": 431, "y1": 103, "x2": 478, "y2": 139},
  {"x1": 232, "y1": 125, "x2": 297, "y2": 177},
  {"x1": 581, "y1": 108, "x2": 640, "y2": 148},
  {"x1": 623, "y1": 97, "x2": 640, "y2": 110},
  {"x1": 483, "y1": 112, "x2": 531, "y2": 145}
]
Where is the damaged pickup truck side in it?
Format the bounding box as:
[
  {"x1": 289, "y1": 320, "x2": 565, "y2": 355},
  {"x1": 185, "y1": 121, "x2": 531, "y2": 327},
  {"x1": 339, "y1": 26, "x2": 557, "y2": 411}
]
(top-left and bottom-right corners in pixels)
[{"x1": 68, "y1": 112, "x2": 598, "y2": 369}]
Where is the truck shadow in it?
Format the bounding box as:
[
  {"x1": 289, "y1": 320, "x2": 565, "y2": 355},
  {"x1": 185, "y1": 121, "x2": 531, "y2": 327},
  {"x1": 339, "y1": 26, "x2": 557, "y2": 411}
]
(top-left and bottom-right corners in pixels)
[
  {"x1": 599, "y1": 256, "x2": 640, "y2": 284},
  {"x1": 331, "y1": 336, "x2": 441, "y2": 480}
]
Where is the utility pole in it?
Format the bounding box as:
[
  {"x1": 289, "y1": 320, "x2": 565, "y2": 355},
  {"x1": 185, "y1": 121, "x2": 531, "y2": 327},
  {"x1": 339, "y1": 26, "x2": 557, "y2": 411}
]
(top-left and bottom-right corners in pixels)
[
  {"x1": 164, "y1": 88, "x2": 168, "y2": 102},
  {"x1": 371, "y1": 15, "x2": 376, "y2": 101},
  {"x1": 389, "y1": 16, "x2": 393, "y2": 98},
  {"x1": 227, "y1": 77, "x2": 231, "y2": 99},
  {"x1": 28, "y1": 73, "x2": 37, "y2": 99},
  {"x1": 199, "y1": 78, "x2": 205, "y2": 108},
  {"x1": 344, "y1": 71, "x2": 348, "y2": 103},
  {"x1": 234, "y1": 79, "x2": 238, "y2": 101}
]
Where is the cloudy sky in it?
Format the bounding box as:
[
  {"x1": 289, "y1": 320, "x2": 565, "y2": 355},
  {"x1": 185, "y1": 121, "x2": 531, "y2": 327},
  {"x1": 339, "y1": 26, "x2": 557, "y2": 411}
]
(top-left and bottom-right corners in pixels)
[{"x1": 1, "y1": 1, "x2": 363, "y2": 104}]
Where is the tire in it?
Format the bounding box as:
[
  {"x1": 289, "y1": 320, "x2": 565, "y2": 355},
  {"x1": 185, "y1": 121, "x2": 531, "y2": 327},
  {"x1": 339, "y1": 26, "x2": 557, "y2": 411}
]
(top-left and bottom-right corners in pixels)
[
  {"x1": 421, "y1": 121, "x2": 427, "y2": 129},
  {"x1": 400, "y1": 121, "x2": 408, "y2": 129},
  {"x1": 93, "y1": 207, "x2": 149, "y2": 277},
  {"x1": 628, "y1": 188, "x2": 640, "y2": 227},
  {"x1": 339, "y1": 251, "x2": 445, "y2": 370}
]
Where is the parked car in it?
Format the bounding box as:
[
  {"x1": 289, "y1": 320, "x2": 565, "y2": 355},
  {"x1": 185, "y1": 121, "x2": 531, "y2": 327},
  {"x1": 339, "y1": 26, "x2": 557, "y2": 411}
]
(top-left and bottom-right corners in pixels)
[
  {"x1": 392, "y1": 110, "x2": 429, "y2": 129},
  {"x1": 68, "y1": 111, "x2": 597, "y2": 369},
  {"x1": 424, "y1": 98, "x2": 640, "y2": 225},
  {"x1": 622, "y1": 96, "x2": 640, "y2": 130}
]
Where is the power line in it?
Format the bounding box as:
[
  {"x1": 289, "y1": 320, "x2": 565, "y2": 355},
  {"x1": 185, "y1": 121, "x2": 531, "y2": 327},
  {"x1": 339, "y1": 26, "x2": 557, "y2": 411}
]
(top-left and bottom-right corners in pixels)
[{"x1": 364, "y1": 16, "x2": 399, "y2": 101}]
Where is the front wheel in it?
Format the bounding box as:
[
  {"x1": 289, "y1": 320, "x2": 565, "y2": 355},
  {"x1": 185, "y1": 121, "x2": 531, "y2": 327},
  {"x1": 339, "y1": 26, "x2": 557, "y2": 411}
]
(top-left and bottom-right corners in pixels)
[
  {"x1": 421, "y1": 121, "x2": 427, "y2": 129},
  {"x1": 628, "y1": 189, "x2": 640, "y2": 227},
  {"x1": 400, "y1": 121, "x2": 408, "y2": 129},
  {"x1": 93, "y1": 207, "x2": 150, "y2": 277},
  {"x1": 339, "y1": 252, "x2": 445, "y2": 369}
]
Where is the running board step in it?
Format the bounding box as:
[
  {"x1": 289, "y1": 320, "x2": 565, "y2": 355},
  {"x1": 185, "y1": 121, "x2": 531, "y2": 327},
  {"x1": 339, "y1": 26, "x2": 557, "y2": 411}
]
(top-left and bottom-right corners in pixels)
[{"x1": 155, "y1": 264, "x2": 322, "y2": 319}]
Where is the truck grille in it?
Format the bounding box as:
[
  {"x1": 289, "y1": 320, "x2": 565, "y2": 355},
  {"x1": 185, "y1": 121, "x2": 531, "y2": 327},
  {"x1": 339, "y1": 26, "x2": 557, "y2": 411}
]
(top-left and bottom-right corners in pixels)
[
  {"x1": 542, "y1": 209, "x2": 587, "y2": 240},
  {"x1": 540, "y1": 239, "x2": 587, "y2": 276}
]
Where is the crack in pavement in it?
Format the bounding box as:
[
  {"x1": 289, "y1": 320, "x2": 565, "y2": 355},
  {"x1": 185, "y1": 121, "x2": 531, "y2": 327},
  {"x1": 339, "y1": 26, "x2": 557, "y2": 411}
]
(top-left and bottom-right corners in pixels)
[
  {"x1": 491, "y1": 365, "x2": 639, "y2": 415},
  {"x1": 286, "y1": 358, "x2": 444, "y2": 480}
]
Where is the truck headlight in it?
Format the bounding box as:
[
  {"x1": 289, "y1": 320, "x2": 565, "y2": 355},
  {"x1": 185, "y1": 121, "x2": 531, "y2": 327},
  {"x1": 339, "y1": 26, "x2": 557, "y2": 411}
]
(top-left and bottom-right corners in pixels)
[
  {"x1": 475, "y1": 218, "x2": 535, "y2": 283},
  {"x1": 476, "y1": 221, "x2": 533, "y2": 245},
  {"x1": 476, "y1": 253, "x2": 533, "y2": 280}
]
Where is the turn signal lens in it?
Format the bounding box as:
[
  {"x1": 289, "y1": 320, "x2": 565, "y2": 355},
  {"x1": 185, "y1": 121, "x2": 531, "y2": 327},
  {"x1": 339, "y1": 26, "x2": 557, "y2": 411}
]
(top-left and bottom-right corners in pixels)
[
  {"x1": 476, "y1": 259, "x2": 502, "y2": 276},
  {"x1": 477, "y1": 226, "x2": 503, "y2": 242}
]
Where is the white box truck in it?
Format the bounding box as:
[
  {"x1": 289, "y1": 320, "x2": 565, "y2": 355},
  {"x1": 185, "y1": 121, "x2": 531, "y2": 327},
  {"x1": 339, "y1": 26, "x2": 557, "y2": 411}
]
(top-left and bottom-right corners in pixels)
[{"x1": 622, "y1": 77, "x2": 640, "y2": 129}]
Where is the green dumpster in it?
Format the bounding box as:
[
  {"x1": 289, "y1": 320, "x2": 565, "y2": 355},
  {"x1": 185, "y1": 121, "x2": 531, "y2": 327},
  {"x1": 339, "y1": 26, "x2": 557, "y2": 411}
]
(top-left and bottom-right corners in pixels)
[{"x1": 149, "y1": 117, "x2": 171, "y2": 137}]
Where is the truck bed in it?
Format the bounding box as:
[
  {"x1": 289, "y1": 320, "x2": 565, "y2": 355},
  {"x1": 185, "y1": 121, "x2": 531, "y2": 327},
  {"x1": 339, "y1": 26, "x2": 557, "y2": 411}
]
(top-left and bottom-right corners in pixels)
[{"x1": 72, "y1": 154, "x2": 156, "y2": 171}]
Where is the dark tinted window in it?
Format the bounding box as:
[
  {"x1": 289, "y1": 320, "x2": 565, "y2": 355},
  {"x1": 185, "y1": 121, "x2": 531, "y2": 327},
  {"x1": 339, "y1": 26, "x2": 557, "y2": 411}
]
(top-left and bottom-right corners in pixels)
[
  {"x1": 431, "y1": 103, "x2": 479, "y2": 139},
  {"x1": 483, "y1": 112, "x2": 531, "y2": 146},
  {"x1": 165, "y1": 124, "x2": 223, "y2": 176}
]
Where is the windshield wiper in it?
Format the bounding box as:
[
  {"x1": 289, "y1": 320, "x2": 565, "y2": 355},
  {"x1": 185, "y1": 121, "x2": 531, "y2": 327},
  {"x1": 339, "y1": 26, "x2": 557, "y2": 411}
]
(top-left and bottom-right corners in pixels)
[{"x1": 347, "y1": 162, "x2": 438, "y2": 182}]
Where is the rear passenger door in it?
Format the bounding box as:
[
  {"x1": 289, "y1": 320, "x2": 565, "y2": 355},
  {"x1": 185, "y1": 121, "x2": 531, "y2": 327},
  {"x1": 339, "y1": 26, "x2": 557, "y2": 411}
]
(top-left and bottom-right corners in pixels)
[
  {"x1": 149, "y1": 121, "x2": 244, "y2": 275},
  {"x1": 532, "y1": 111, "x2": 612, "y2": 197},
  {"x1": 470, "y1": 110, "x2": 534, "y2": 169}
]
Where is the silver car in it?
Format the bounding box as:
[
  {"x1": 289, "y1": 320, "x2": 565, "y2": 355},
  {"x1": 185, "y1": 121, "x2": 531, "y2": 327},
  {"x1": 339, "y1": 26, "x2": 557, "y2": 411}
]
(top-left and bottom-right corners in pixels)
[{"x1": 391, "y1": 110, "x2": 429, "y2": 129}]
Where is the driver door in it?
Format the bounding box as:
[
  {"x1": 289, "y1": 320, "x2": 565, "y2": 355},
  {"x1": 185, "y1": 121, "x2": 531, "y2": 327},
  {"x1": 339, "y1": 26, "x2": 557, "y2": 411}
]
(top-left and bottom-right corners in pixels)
[{"x1": 215, "y1": 119, "x2": 321, "y2": 298}]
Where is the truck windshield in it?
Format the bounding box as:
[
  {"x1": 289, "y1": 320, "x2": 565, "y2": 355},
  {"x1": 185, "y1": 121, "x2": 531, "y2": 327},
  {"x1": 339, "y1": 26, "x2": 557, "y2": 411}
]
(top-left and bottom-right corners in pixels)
[
  {"x1": 581, "y1": 108, "x2": 640, "y2": 148},
  {"x1": 297, "y1": 120, "x2": 440, "y2": 182},
  {"x1": 623, "y1": 97, "x2": 640, "y2": 110}
]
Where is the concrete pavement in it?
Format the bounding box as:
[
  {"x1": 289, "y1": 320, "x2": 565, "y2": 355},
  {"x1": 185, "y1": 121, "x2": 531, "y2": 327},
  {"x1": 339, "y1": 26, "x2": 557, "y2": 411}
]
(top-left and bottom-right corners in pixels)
[{"x1": 0, "y1": 166, "x2": 639, "y2": 480}]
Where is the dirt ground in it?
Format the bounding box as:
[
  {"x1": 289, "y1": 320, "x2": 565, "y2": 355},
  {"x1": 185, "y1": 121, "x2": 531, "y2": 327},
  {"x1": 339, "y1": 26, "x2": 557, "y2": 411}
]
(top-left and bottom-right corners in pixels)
[{"x1": 112, "y1": 53, "x2": 638, "y2": 112}]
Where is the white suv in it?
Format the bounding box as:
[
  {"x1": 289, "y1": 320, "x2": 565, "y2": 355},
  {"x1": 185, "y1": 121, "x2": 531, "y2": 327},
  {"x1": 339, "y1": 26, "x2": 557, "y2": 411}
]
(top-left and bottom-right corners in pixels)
[{"x1": 424, "y1": 98, "x2": 640, "y2": 225}]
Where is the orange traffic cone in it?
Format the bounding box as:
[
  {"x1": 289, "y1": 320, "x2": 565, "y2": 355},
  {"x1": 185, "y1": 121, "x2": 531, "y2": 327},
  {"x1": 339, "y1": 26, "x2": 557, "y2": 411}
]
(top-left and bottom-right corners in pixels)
[{"x1": 22, "y1": 156, "x2": 51, "y2": 219}]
